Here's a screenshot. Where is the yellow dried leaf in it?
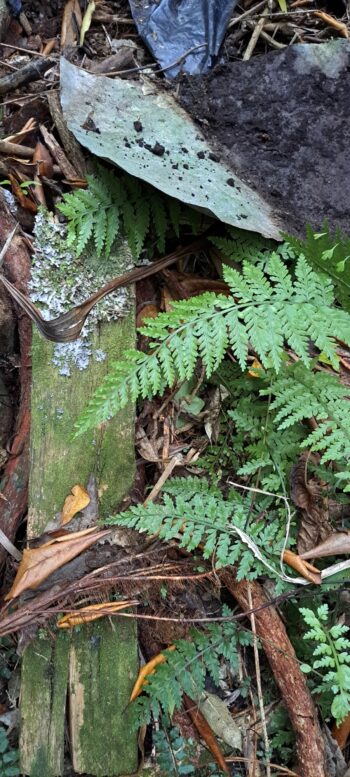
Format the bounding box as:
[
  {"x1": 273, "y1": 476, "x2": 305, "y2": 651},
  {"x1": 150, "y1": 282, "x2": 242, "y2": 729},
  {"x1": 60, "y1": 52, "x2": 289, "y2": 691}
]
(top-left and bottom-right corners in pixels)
[
  {"x1": 57, "y1": 599, "x2": 138, "y2": 629},
  {"x1": 61, "y1": 484, "x2": 90, "y2": 525},
  {"x1": 80, "y1": 0, "x2": 96, "y2": 46},
  {"x1": 248, "y1": 358, "x2": 263, "y2": 378}
]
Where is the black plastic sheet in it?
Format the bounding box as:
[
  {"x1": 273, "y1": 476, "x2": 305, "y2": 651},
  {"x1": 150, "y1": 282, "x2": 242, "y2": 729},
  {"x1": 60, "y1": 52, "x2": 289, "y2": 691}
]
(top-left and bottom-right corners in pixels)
[{"x1": 128, "y1": 0, "x2": 239, "y2": 77}]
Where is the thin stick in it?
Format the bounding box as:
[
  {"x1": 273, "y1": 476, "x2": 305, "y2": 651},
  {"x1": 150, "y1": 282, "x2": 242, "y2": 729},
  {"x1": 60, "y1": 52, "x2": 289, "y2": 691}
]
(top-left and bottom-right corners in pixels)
[
  {"x1": 99, "y1": 43, "x2": 207, "y2": 78},
  {"x1": 248, "y1": 583, "x2": 271, "y2": 777},
  {"x1": 246, "y1": 20, "x2": 286, "y2": 48},
  {"x1": 0, "y1": 225, "x2": 18, "y2": 268},
  {"x1": 243, "y1": 8, "x2": 268, "y2": 60},
  {"x1": 228, "y1": 0, "x2": 267, "y2": 28},
  {"x1": 144, "y1": 454, "x2": 182, "y2": 505},
  {"x1": 0, "y1": 42, "x2": 47, "y2": 56}
]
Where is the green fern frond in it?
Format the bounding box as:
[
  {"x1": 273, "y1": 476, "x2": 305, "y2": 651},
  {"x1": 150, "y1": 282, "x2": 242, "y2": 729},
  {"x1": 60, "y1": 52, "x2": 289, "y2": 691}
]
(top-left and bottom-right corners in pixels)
[
  {"x1": 128, "y1": 610, "x2": 251, "y2": 724},
  {"x1": 287, "y1": 224, "x2": 350, "y2": 311},
  {"x1": 58, "y1": 164, "x2": 199, "y2": 261},
  {"x1": 300, "y1": 604, "x2": 350, "y2": 725},
  {"x1": 265, "y1": 363, "x2": 350, "y2": 489},
  {"x1": 109, "y1": 477, "x2": 285, "y2": 580},
  {"x1": 75, "y1": 254, "x2": 350, "y2": 435},
  {"x1": 210, "y1": 227, "x2": 273, "y2": 263}
]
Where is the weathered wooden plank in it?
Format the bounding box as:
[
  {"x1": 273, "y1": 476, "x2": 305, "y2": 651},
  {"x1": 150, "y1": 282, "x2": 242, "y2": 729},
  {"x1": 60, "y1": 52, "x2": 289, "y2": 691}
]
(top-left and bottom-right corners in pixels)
[
  {"x1": 28, "y1": 316, "x2": 135, "y2": 536},
  {"x1": 20, "y1": 632, "x2": 70, "y2": 777},
  {"x1": 20, "y1": 228, "x2": 138, "y2": 775},
  {"x1": 69, "y1": 619, "x2": 138, "y2": 776}
]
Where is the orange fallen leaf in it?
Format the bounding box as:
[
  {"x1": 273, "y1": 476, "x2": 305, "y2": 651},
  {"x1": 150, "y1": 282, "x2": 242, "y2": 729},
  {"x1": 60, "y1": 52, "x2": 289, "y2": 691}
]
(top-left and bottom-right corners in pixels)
[
  {"x1": 332, "y1": 711, "x2": 350, "y2": 749},
  {"x1": 183, "y1": 693, "x2": 229, "y2": 774},
  {"x1": 283, "y1": 549, "x2": 321, "y2": 585},
  {"x1": 129, "y1": 645, "x2": 176, "y2": 702},
  {"x1": 33, "y1": 141, "x2": 54, "y2": 178},
  {"x1": 57, "y1": 599, "x2": 138, "y2": 629},
  {"x1": 61, "y1": 484, "x2": 90, "y2": 525},
  {"x1": 5, "y1": 527, "x2": 109, "y2": 600},
  {"x1": 314, "y1": 11, "x2": 349, "y2": 38}
]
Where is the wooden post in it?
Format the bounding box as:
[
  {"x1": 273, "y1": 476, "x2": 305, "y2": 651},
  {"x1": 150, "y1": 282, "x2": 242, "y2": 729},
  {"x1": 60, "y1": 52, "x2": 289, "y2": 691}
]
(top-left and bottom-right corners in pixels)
[{"x1": 20, "y1": 234, "x2": 139, "y2": 776}]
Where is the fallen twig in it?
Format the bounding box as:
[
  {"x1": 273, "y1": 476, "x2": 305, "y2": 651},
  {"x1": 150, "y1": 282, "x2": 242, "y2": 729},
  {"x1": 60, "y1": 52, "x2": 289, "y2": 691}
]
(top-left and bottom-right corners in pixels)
[{"x1": 0, "y1": 58, "x2": 55, "y2": 97}]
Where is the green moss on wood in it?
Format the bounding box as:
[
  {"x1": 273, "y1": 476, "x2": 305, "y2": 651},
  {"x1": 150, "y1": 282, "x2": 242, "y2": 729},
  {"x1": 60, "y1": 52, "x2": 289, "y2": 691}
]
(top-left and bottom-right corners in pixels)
[
  {"x1": 69, "y1": 618, "x2": 139, "y2": 776},
  {"x1": 20, "y1": 632, "x2": 70, "y2": 776},
  {"x1": 29, "y1": 312, "x2": 135, "y2": 537}
]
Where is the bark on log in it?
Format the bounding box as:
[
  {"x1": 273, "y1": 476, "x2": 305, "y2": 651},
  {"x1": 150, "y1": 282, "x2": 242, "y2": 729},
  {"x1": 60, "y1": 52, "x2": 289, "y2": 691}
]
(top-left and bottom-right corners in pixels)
[
  {"x1": 0, "y1": 202, "x2": 31, "y2": 570},
  {"x1": 221, "y1": 572, "x2": 327, "y2": 777}
]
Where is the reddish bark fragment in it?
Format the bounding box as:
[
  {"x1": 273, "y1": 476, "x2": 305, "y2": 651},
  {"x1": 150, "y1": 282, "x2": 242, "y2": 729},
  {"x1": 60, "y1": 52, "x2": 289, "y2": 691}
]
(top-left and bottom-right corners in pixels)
[
  {"x1": 221, "y1": 572, "x2": 327, "y2": 777},
  {"x1": 0, "y1": 199, "x2": 31, "y2": 570}
]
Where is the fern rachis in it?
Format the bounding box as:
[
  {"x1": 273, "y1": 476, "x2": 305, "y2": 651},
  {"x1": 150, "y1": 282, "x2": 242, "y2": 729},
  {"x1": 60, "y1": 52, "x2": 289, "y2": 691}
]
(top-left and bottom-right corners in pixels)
[{"x1": 75, "y1": 251, "x2": 350, "y2": 443}]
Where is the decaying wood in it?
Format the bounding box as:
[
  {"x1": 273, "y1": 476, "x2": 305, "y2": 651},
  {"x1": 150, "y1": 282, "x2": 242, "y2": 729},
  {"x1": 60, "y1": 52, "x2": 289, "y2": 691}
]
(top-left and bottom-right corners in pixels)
[
  {"x1": 47, "y1": 92, "x2": 86, "y2": 178},
  {"x1": 0, "y1": 0, "x2": 9, "y2": 41},
  {"x1": 20, "y1": 231, "x2": 139, "y2": 775},
  {"x1": 0, "y1": 201, "x2": 31, "y2": 570},
  {"x1": 221, "y1": 572, "x2": 327, "y2": 777}
]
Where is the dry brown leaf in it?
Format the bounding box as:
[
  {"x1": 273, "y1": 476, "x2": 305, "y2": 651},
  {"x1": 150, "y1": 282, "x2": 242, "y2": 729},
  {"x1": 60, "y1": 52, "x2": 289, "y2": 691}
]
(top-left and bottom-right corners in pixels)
[
  {"x1": 61, "y1": 484, "x2": 90, "y2": 525},
  {"x1": 8, "y1": 174, "x2": 37, "y2": 213},
  {"x1": 283, "y1": 550, "x2": 321, "y2": 585},
  {"x1": 300, "y1": 532, "x2": 350, "y2": 560},
  {"x1": 183, "y1": 693, "x2": 229, "y2": 774},
  {"x1": 290, "y1": 455, "x2": 332, "y2": 555},
  {"x1": 61, "y1": 0, "x2": 82, "y2": 47},
  {"x1": 332, "y1": 712, "x2": 350, "y2": 749},
  {"x1": 5, "y1": 527, "x2": 109, "y2": 600},
  {"x1": 314, "y1": 11, "x2": 349, "y2": 38},
  {"x1": 136, "y1": 428, "x2": 160, "y2": 463},
  {"x1": 33, "y1": 141, "x2": 54, "y2": 178},
  {"x1": 57, "y1": 599, "x2": 138, "y2": 629}
]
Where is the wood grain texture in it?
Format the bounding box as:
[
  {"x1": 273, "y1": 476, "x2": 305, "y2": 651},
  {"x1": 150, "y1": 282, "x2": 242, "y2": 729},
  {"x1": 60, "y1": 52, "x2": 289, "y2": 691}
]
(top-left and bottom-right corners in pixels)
[{"x1": 20, "y1": 242, "x2": 138, "y2": 775}]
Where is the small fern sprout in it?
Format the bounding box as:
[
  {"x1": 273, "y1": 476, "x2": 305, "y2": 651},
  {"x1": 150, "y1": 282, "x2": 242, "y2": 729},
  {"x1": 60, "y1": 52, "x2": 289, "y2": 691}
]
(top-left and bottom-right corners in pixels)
[{"x1": 299, "y1": 604, "x2": 350, "y2": 725}]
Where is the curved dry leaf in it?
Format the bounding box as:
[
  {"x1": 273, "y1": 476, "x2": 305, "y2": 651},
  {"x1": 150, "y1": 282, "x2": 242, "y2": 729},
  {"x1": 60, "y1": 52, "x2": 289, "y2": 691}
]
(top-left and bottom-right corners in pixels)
[
  {"x1": 61, "y1": 483, "x2": 90, "y2": 525},
  {"x1": 129, "y1": 645, "x2": 176, "y2": 702},
  {"x1": 61, "y1": 0, "x2": 82, "y2": 47},
  {"x1": 283, "y1": 550, "x2": 321, "y2": 585},
  {"x1": 332, "y1": 712, "x2": 350, "y2": 749},
  {"x1": 290, "y1": 455, "x2": 332, "y2": 555},
  {"x1": 5, "y1": 528, "x2": 109, "y2": 600},
  {"x1": 80, "y1": 0, "x2": 96, "y2": 47},
  {"x1": 57, "y1": 599, "x2": 138, "y2": 629},
  {"x1": 300, "y1": 532, "x2": 350, "y2": 560}
]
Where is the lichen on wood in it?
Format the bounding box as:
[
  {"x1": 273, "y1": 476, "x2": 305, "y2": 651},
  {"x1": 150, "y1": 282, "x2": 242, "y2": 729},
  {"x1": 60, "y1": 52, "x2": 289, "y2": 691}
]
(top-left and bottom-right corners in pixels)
[{"x1": 20, "y1": 219, "x2": 139, "y2": 775}]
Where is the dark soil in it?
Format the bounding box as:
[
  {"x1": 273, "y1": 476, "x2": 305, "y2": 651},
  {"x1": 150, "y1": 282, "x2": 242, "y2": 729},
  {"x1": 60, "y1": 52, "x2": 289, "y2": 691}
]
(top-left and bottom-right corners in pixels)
[{"x1": 177, "y1": 42, "x2": 350, "y2": 237}]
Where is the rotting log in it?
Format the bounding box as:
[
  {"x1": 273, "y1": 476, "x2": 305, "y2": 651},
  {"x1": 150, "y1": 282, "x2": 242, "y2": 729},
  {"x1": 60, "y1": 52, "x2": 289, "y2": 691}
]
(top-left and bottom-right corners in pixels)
[
  {"x1": 0, "y1": 204, "x2": 31, "y2": 570},
  {"x1": 221, "y1": 572, "x2": 327, "y2": 777},
  {"x1": 20, "y1": 233, "x2": 138, "y2": 776}
]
